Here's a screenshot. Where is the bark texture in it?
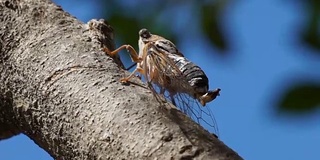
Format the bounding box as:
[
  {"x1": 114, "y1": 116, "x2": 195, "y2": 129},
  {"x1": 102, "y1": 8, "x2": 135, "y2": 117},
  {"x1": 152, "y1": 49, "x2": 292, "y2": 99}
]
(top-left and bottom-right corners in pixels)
[{"x1": 0, "y1": 0, "x2": 243, "y2": 159}]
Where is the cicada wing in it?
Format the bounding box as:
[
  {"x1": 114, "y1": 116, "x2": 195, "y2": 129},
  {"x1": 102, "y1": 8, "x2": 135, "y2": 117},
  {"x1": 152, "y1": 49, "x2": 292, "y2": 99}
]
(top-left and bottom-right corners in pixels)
[
  {"x1": 171, "y1": 92, "x2": 219, "y2": 135},
  {"x1": 145, "y1": 47, "x2": 219, "y2": 135},
  {"x1": 147, "y1": 47, "x2": 190, "y2": 93}
]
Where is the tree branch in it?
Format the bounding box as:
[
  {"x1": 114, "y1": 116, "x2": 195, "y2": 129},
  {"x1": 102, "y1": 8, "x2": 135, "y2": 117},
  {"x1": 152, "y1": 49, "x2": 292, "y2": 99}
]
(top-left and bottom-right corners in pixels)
[{"x1": 0, "y1": 0, "x2": 242, "y2": 159}]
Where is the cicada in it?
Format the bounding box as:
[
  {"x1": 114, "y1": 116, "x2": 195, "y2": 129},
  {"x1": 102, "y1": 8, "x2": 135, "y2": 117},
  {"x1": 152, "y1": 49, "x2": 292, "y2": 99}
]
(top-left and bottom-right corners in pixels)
[{"x1": 105, "y1": 28, "x2": 221, "y2": 133}]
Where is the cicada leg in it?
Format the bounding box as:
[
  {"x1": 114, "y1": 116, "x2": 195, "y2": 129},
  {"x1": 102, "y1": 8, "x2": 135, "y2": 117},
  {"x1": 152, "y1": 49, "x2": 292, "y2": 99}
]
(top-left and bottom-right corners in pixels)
[
  {"x1": 120, "y1": 67, "x2": 144, "y2": 83},
  {"x1": 199, "y1": 88, "x2": 221, "y2": 106},
  {"x1": 103, "y1": 45, "x2": 144, "y2": 83},
  {"x1": 103, "y1": 45, "x2": 142, "y2": 63}
]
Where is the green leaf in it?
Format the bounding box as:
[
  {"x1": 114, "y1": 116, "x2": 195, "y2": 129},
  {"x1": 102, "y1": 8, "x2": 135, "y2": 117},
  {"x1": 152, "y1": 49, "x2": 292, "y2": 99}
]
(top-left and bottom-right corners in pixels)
[
  {"x1": 200, "y1": 2, "x2": 229, "y2": 52},
  {"x1": 279, "y1": 83, "x2": 320, "y2": 113},
  {"x1": 108, "y1": 14, "x2": 141, "y2": 48},
  {"x1": 301, "y1": 0, "x2": 320, "y2": 52}
]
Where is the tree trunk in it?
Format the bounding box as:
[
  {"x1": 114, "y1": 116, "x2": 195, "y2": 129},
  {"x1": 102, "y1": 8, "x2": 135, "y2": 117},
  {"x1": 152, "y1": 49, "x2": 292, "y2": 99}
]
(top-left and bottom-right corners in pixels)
[{"x1": 0, "y1": 0, "x2": 242, "y2": 159}]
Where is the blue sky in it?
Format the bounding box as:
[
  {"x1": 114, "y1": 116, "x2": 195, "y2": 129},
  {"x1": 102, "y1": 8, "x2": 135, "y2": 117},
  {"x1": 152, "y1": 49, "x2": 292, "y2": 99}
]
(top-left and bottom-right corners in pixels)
[{"x1": 1, "y1": 0, "x2": 319, "y2": 159}]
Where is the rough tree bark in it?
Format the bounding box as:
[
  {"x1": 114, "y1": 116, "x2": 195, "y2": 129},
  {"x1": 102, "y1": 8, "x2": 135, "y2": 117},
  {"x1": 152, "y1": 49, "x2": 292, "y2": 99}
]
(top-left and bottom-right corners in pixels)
[{"x1": 0, "y1": 0, "x2": 242, "y2": 159}]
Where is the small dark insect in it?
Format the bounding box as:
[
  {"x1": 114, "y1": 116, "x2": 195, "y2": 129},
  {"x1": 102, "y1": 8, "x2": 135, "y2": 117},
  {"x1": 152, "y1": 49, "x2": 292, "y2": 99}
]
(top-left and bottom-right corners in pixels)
[{"x1": 105, "y1": 29, "x2": 221, "y2": 133}]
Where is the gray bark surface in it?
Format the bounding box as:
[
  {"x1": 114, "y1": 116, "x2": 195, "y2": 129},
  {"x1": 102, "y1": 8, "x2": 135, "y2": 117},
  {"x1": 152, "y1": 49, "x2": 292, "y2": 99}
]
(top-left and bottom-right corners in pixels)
[{"x1": 0, "y1": 0, "x2": 243, "y2": 159}]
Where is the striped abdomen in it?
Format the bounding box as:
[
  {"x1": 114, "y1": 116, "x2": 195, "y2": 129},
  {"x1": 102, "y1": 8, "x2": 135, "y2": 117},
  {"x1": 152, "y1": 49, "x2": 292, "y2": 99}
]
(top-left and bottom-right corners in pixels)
[
  {"x1": 168, "y1": 54, "x2": 209, "y2": 97},
  {"x1": 151, "y1": 39, "x2": 210, "y2": 98}
]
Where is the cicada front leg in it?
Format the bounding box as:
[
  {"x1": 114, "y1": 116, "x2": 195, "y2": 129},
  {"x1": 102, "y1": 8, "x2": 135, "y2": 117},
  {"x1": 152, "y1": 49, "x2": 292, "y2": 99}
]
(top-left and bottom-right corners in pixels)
[
  {"x1": 103, "y1": 45, "x2": 142, "y2": 63},
  {"x1": 103, "y1": 45, "x2": 144, "y2": 83}
]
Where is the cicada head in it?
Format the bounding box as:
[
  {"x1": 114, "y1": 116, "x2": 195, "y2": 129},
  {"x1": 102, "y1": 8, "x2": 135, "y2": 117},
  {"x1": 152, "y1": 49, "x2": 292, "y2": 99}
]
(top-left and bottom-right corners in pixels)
[
  {"x1": 138, "y1": 28, "x2": 152, "y2": 57},
  {"x1": 139, "y1": 28, "x2": 152, "y2": 40}
]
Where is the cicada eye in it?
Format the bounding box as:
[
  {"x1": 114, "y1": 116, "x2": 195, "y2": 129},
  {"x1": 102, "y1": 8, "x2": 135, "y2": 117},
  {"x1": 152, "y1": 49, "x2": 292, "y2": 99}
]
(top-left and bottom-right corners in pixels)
[{"x1": 139, "y1": 28, "x2": 151, "y2": 39}]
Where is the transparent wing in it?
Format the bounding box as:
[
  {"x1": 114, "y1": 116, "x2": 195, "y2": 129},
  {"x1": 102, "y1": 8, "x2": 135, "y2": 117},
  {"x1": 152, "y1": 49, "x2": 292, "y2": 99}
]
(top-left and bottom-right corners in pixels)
[
  {"x1": 146, "y1": 46, "x2": 190, "y2": 93},
  {"x1": 145, "y1": 44, "x2": 219, "y2": 135},
  {"x1": 172, "y1": 92, "x2": 219, "y2": 135}
]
